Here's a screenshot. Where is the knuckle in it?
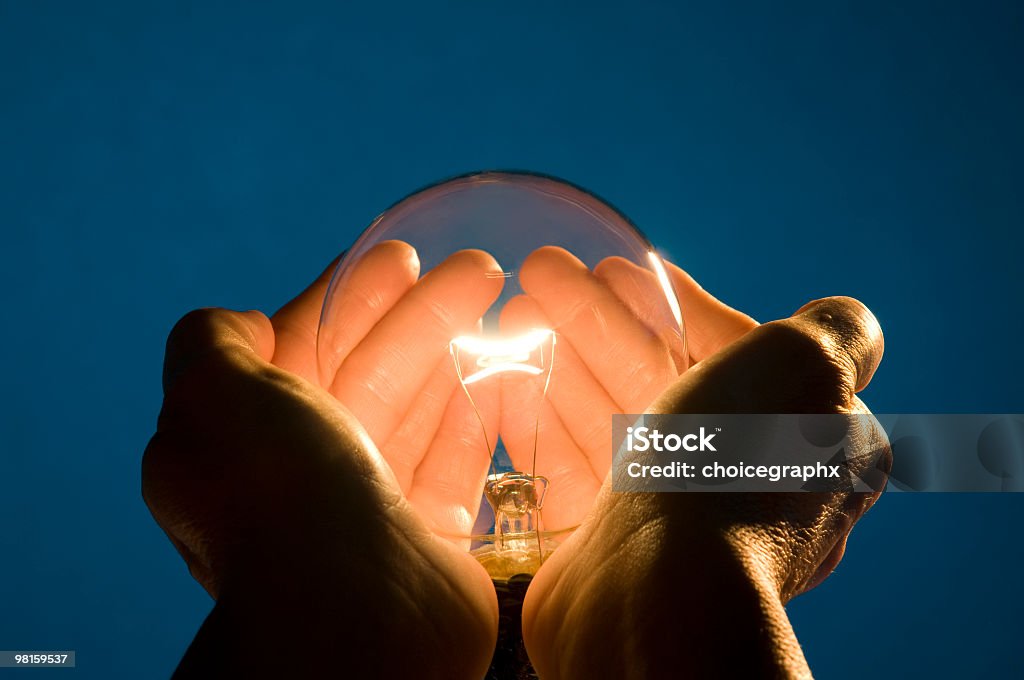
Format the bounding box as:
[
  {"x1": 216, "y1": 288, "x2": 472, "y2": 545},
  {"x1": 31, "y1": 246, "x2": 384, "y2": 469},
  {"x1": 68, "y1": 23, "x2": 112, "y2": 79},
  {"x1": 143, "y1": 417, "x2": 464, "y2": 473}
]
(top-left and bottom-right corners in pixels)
[
  {"x1": 163, "y1": 308, "x2": 254, "y2": 393},
  {"x1": 167, "y1": 308, "x2": 224, "y2": 352},
  {"x1": 757, "y1": 321, "x2": 836, "y2": 369},
  {"x1": 756, "y1": 321, "x2": 856, "y2": 406}
]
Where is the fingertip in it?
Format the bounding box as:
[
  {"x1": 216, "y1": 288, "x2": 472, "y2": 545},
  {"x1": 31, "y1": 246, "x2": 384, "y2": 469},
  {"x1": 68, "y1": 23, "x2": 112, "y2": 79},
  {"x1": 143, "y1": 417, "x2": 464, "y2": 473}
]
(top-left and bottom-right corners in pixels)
[
  {"x1": 667, "y1": 261, "x2": 756, "y2": 325},
  {"x1": 436, "y1": 248, "x2": 506, "y2": 296},
  {"x1": 164, "y1": 308, "x2": 275, "y2": 393},
  {"x1": 520, "y1": 246, "x2": 586, "y2": 293},
  {"x1": 368, "y1": 239, "x2": 421, "y2": 278},
  {"x1": 498, "y1": 294, "x2": 544, "y2": 333},
  {"x1": 592, "y1": 255, "x2": 635, "y2": 279},
  {"x1": 794, "y1": 296, "x2": 883, "y2": 392},
  {"x1": 663, "y1": 261, "x2": 757, "y2": 361},
  {"x1": 665, "y1": 260, "x2": 703, "y2": 292},
  {"x1": 238, "y1": 310, "x2": 276, "y2": 361},
  {"x1": 447, "y1": 247, "x2": 502, "y2": 271},
  {"x1": 526, "y1": 245, "x2": 583, "y2": 265}
]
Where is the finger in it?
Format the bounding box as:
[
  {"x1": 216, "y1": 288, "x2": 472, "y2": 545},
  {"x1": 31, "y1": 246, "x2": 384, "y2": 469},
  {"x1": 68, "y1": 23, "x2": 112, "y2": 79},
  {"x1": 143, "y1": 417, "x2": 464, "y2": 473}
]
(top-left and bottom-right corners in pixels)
[
  {"x1": 798, "y1": 398, "x2": 890, "y2": 594},
  {"x1": 792, "y1": 297, "x2": 884, "y2": 392},
  {"x1": 383, "y1": 318, "x2": 499, "y2": 495},
  {"x1": 593, "y1": 256, "x2": 688, "y2": 372},
  {"x1": 642, "y1": 297, "x2": 884, "y2": 599},
  {"x1": 498, "y1": 294, "x2": 605, "y2": 529},
  {"x1": 268, "y1": 254, "x2": 340, "y2": 383},
  {"x1": 501, "y1": 294, "x2": 619, "y2": 479},
  {"x1": 331, "y1": 249, "x2": 505, "y2": 446},
  {"x1": 502, "y1": 398, "x2": 602, "y2": 531},
  {"x1": 651, "y1": 296, "x2": 884, "y2": 415},
  {"x1": 381, "y1": 353, "x2": 465, "y2": 493},
  {"x1": 149, "y1": 327, "x2": 408, "y2": 596},
  {"x1": 406, "y1": 377, "x2": 500, "y2": 539},
  {"x1": 141, "y1": 431, "x2": 221, "y2": 596},
  {"x1": 520, "y1": 246, "x2": 676, "y2": 413},
  {"x1": 163, "y1": 308, "x2": 274, "y2": 394},
  {"x1": 665, "y1": 262, "x2": 758, "y2": 362},
  {"x1": 313, "y1": 240, "x2": 421, "y2": 387}
]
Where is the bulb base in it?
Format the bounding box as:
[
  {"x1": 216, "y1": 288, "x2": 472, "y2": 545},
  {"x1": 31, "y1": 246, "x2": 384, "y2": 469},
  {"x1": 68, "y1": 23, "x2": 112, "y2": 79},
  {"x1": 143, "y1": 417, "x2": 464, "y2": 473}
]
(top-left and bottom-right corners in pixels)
[
  {"x1": 471, "y1": 530, "x2": 567, "y2": 580},
  {"x1": 487, "y1": 573, "x2": 537, "y2": 680}
]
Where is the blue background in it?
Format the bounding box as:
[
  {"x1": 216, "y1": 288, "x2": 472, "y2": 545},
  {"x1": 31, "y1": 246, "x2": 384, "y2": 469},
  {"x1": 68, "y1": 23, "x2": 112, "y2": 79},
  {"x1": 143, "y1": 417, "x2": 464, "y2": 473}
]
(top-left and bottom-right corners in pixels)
[{"x1": 2, "y1": 1, "x2": 1021, "y2": 677}]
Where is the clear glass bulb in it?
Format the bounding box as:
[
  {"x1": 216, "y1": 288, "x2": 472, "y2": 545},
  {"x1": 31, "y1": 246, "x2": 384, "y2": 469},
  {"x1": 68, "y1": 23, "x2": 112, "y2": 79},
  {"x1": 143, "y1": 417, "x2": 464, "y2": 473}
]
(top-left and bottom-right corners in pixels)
[{"x1": 316, "y1": 171, "x2": 687, "y2": 581}]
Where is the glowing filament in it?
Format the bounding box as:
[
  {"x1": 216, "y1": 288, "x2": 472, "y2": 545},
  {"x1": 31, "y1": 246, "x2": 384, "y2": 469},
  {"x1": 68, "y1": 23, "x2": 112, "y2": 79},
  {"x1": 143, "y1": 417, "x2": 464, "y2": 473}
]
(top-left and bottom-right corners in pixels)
[
  {"x1": 460, "y1": 363, "x2": 543, "y2": 385},
  {"x1": 450, "y1": 328, "x2": 555, "y2": 384}
]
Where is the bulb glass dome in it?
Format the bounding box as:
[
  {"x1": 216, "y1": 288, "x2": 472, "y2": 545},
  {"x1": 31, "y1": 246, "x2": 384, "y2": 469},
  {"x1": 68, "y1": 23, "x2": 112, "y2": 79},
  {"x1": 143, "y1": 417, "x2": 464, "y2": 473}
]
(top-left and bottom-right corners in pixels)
[{"x1": 316, "y1": 171, "x2": 687, "y2": 579}]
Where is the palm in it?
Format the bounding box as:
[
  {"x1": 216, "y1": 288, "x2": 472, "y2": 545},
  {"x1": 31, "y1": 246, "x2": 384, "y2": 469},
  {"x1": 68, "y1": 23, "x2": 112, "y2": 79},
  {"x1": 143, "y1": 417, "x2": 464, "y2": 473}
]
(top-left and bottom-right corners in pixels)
[
  {"x1": 143, "y1": 303, "x2": 501, "y2": 678},
  {"x1": 271, "y1": 241, "x2": 504, "y2": 540},
  {"x1": 498, "y1": 246, "x2": 757, "y2": 531},
  {"x1": 273, "y1": 241, "x2": 754, "y2": 540}
]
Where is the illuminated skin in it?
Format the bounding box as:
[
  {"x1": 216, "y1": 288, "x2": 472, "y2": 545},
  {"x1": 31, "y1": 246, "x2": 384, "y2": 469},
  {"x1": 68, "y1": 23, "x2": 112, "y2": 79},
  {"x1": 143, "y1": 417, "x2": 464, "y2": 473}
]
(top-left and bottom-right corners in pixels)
[
  {"x1": 308, "y1": 242, "x2": 504, "y2": 540},
  {"x1": 517, "y1": 248, "x2": 887, "y2": 679},
  {"x1": 144, "y1": 241, "x2": 885, "y2": 678},
  {"x1": 143, "y1": 242, "x2": 504, "y2": 679},
  {"x1": 500, "y1": 247, "x2": 688, "y2": 530}
]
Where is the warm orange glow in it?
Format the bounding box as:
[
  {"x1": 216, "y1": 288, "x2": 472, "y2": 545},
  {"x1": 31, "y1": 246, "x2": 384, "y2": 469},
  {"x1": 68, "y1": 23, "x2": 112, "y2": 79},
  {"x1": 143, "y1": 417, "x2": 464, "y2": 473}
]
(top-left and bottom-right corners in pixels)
[{"x1": 450, "y1": 329, "x2": 555, "y2": 385}]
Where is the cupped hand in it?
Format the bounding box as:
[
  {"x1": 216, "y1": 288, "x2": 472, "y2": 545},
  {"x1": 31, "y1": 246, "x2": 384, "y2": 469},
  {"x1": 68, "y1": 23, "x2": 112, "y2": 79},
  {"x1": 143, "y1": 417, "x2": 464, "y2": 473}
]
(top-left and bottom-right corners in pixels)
[
  {"x1": 498, "y1": 246, "x2": 757, "y2": 531},
  {"x1": 142, "y1": 242, "x2": 504, "y2": 678},
  {"x1": 519, "y1": 254, "x2": 887, "y2": 679},
  {"x1": 274, "y1": 241, "x2": 504, "y2": 539}
]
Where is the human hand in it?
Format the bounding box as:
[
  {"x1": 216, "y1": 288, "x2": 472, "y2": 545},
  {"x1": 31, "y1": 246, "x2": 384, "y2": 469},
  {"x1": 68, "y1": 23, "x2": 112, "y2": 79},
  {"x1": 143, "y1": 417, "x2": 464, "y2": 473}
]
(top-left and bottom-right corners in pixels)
[
  {"x1": 518, "y1": 250, "x2": 886, "y2": 679},
  {"x1": 276, "y1": 241, "x2": 505, "y2": 540},
  {"x1": 497, "y1": 246, "x2": 756, "y2": 531},
  {"x1": 142, "y1": 243, "x2": 503, "y2": 678}
]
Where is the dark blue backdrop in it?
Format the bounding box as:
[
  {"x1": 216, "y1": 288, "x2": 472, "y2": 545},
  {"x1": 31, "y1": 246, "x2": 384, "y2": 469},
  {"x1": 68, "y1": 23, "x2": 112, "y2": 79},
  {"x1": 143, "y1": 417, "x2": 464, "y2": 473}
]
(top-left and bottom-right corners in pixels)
[{"x1": 2, "y1": 2, "x2": 1021, "y2": 677}]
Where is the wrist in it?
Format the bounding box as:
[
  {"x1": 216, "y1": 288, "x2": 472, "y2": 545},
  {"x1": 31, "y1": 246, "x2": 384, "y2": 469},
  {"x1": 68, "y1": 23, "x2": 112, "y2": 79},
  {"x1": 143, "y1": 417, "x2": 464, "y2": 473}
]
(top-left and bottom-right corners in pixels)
[
  {"x1": 666, "y1": 527, "x2": 810, "y2": 679},
  {"x1": 526, "y1": 493, "x2": 812, "y2": 679},
  {"x1": 619, "y1": 519, "x2": 810, "y2": 679},
  {"x1": 181, "y1": 511, "x2": 495, "y2": 680}
]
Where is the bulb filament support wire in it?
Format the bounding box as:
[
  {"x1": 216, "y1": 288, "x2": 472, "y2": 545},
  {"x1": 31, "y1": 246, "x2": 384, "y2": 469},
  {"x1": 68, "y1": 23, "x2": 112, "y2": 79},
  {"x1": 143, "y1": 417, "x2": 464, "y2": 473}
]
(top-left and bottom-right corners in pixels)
[{"x1": 450, "y1": 328, "x2": 557, "y2": 563}]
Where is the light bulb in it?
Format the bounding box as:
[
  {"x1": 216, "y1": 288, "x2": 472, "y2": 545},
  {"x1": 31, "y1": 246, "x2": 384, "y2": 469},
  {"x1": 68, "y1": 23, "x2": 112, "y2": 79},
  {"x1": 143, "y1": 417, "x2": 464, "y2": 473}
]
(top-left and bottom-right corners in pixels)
[{"x1": 316, "y1": 171, "x2": 687, "y2": 581}]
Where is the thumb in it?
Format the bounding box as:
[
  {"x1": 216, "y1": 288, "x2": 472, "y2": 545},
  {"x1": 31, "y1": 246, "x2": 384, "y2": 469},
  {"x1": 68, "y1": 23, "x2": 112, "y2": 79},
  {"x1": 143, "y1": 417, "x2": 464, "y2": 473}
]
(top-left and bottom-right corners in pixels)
[
  {"x1": 162, "y1": 308, "x2": 275, "y2": 395},
  {"x1": 651, "y1": 296, "x2": 884, "y2": 414}
]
